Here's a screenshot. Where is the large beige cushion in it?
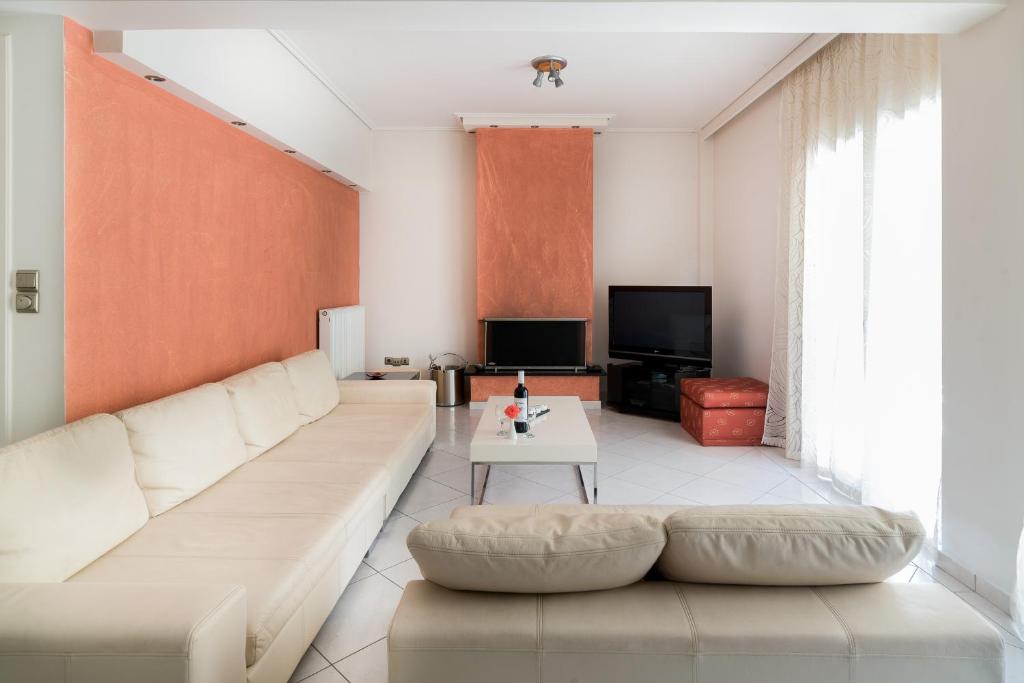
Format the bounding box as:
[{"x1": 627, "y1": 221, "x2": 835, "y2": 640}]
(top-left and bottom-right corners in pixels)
[
  {"x1": 117, "y1": 384, "x2": 248, "y2": 516},
  {"x1": 282, "y1": 350, "x2": 339, "y2": 424},
  {"x1": 658, "y1": 505, "x2": 925, "y2": 586},
  {"x1": 221, "y1": 362, "x2": 302, "y2": 460},
  {"x1": 0, "y1": 414, "x2": 149, "y2": 582},
  {"x1": 407, "y1": 513, "x2": 666, "y2": 593}
]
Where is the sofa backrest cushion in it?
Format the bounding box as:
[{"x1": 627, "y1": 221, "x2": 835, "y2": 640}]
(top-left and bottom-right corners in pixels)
[
  {"x1": 0, "y1": 414, "x2": 149, "y2": 582},
  {"x1": 658, "y1": 505, "x2": 924, "y2": 586},
  {"x1": 281, "y1": 350, "x2": 339, "y2": 424},
  {"x1": 117, "y1": 384, "x2": 248, "y2": 516},
  {"x1": 220, "y1": 362, "x2": 302, "y2": 460},
  {"x1": 407, "y1": 513, "x2": 666, "y2": 593}
]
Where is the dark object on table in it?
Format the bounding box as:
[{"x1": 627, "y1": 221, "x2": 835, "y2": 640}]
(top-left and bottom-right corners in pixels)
[{"x1": 343, "y1": 371, "x2": 421, "y2": 381}]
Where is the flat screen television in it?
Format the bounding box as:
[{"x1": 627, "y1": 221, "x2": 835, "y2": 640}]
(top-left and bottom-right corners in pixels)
[
  {"x1": 483, "y1": 318, "x2": 587, "y2": 370},
  {"x1": 608, "y1": 286, "x2": 712, "y2": 366}
]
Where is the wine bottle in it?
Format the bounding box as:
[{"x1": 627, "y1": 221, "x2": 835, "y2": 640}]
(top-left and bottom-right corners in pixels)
[{"x1": 513, "y1": 370, "x2": 529, "y2": 434}]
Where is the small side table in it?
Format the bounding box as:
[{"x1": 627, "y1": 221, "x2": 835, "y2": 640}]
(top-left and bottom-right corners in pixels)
[{"x1": 343, "y1": 370, "x2": 421, "y2": 381}]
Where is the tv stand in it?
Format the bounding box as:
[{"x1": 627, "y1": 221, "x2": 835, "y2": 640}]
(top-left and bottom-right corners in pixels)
[
  {"x1": 465, "y1": 365, "x2": 606, "y2": 409},
  {"x1": 607, "y1": 361, "x2": 711, "y2": 420}
]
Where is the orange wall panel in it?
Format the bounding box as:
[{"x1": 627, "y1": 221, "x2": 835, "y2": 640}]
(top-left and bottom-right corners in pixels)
[
  {"x1": 475, "y1": 129, "x2": 594, "y2": 360},
  {"x1": 63, "y1": 20, "x2": 359, "y2": 421},
  {"x1": 469, "y1": 376, "x2": 600, "y2": 403}
]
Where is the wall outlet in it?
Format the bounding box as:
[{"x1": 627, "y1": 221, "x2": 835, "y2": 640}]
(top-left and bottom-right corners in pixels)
[{"x1": 384, "y1": 356, "x2": 410, "y2": 367}]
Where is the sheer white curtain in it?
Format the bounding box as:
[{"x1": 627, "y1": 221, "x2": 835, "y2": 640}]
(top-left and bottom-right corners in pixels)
[{"x1": 763, "y1": 34, "x2": 942, "y2": 533}]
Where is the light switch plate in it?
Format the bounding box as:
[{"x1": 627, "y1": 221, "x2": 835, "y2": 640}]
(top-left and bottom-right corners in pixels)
[{"x1": 15, "y1": 270, "x2": 39, "y2": 292}]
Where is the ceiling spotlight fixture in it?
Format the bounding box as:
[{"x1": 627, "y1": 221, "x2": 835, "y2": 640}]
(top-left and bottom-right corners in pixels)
[
  {"x1": 530, "y1": 55, "x2": 567, "y2": 89},
  {"x1": 144, "y1": 74, "x2": 165, "y2": 82}
]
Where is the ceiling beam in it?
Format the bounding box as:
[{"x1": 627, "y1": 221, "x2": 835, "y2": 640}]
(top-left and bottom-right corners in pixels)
[{"x1": 700, "y1": 32, "x2": 837, "y2": 139}]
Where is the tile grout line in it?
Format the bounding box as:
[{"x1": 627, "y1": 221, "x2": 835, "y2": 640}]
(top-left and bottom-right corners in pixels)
[
  {"x1": 331, "y1": 636, "x2": 389, "y2": 667},
  {"x1": 329, "y1": 663, "x2": 352, "y2": 682}
]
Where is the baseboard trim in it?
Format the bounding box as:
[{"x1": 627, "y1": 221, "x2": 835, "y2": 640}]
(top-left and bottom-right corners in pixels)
[{"x1": 936, "y1": 550, "x2": 1012, "y2": 613}]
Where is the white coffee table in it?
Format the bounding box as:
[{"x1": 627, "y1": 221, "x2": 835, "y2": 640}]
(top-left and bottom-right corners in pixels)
[{"x1": 470, "y1": 396, "x2": 598, "y2": 505}]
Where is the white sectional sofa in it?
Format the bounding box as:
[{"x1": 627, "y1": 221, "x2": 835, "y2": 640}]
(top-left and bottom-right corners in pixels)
[{"x1": 0, "y1": 350, "x2": 436, "y2": 683}]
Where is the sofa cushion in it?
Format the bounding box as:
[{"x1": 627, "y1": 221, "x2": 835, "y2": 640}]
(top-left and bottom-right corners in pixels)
[
  {"x1": 407, "y1": 513, "x2": 667, "y2": 593},
  {"x1": 452, "y1": 503, "x2": 689, "y2": 521},
  {"x1": 282, "y1": 350, "x2": 339, "y2": 424},
  {"x1": 70, "y1": 480, "x2": 378, "y2": 668},
  {"x1": 680, "y1": 377, "x2": 769, "y2": 408},
  {"x1": 658, "y1": 505, "x2": 924, "y2": 585},
  {"x1": 221, "y1": 362, "x2": 303, "y2": 460},
  {"x1": 262, "y1": 402, "x2": 435, "y2": 514},
  {"x1": 117, "y1": 383, "x2": 248, "y2": 516},
  {"x1": 0, "y1": 414, "x2": 149, "y2": 582}
]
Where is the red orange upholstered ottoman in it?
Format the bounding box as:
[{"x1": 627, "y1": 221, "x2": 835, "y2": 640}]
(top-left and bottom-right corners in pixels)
[{"x1": 680, "y1": 377, "x2": 769, "y2": 447}]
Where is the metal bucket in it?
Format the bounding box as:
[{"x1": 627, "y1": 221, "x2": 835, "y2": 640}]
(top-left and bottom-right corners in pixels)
[{"x1": 429, "y1": 353, "x2": 467, "y2": 407}]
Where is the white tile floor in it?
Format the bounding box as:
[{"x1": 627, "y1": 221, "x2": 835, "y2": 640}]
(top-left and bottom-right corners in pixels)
[{"x1": 289, "y1": 405, "x2": 1024, "y2": 683}]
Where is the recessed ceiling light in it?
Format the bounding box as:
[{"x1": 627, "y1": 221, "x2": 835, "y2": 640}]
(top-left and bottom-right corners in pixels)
[
  {"x1": 144, "y1": 74, "x2": 165, "y2": 82},
  {"x1": 230, "y1": 121, "x2": 247, "y2": 127},
  {"x1": 283, "y1": 149, "x2": 297, "y2": 154}
]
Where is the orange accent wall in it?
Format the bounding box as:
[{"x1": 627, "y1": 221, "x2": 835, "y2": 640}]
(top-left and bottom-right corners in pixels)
[
  {"x1": 63, "y1": 20, "x2": 359, "y2": 421},
  {"x1": 469, "y1": 376, "x2": 600, "y2": 403},
  {"x1": 475, "y1": 129, "x2": 594, "y2": 360}
]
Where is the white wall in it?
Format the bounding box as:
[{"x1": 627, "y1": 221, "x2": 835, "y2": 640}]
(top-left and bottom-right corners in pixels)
[
  {"x1": 360, "y1": 129, "x2": 702, "y2": 373},
  {"x1": 0, "y1": 14, "x2": 65, "y2": 443},
  {"x1": 940, "y1": 0, "x2": 1024, "y2": 604},
  {"x1": 360, "y1": 131, "x2": 478, "y2": 371},
  {"x1": 709, "y1": 87, "x2": 781, "y2": 381},
  {"x1": 592, "y1": 132, "x2": 700, "y2": 366}
]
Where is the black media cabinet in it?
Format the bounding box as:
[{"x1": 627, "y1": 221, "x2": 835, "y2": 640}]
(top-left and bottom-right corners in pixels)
[{"x1": 607, "y1": 362, "x2": 711, "y2": 420}]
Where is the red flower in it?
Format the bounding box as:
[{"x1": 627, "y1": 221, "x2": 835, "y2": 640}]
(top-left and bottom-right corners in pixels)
[{"x1": 504, "y1": 404, "x2": 520, "y2": 419}]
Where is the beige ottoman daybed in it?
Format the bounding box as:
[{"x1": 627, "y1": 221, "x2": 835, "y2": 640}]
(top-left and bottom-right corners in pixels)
[{"x1": 388, "y1": 504, "x2": 1005, "y2": 683}]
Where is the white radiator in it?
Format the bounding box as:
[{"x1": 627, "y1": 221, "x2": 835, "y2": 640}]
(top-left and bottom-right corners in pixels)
[{"x1": 318, "y1": 305, "x2": 365, "y2": 379}]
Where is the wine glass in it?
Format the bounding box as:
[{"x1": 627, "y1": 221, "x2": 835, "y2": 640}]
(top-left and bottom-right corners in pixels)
[{"x1": 493, "y1": 405, "x2": 506, "y2": 436}]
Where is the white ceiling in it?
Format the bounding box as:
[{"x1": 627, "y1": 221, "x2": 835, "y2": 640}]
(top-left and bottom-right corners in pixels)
[
  {"x1": 0, "y1": 0, "x2": 1003, "y2": 130},
  {"x1": 281, "y1": 30, "x2": 809, "y2": 130},
  {"x1": 0, "y1": 1, "x2": 1004, "y2": 33}
]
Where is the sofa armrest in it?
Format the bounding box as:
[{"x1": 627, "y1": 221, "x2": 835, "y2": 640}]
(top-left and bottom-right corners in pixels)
[
  {"x1": 0, "y1": 583, "x2": 246, "y2": 683},
  {"x1": 338, "y1": 379, "x2": 437, "y2": 406}
]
